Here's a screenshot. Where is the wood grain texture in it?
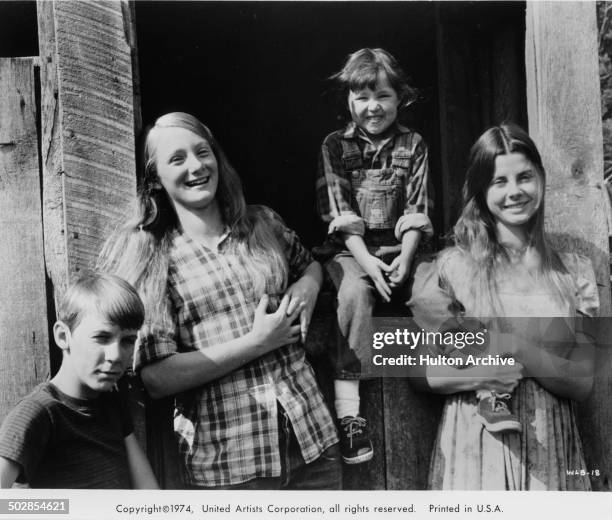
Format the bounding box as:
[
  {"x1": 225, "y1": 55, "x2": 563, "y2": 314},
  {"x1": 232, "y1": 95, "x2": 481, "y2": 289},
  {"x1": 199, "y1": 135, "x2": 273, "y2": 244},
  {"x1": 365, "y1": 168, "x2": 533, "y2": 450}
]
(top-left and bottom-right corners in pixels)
[
  {"x1": 526, "y1": 1, "x2": 612, "y2": 490},
  {"x1": 37, "y1": 0, "x2": 69, "y2": 301},
  {"x1": 0, "y1": 58, "x2": 50, "y2": 421},
  {"x1": 37, "y1": 0, "x2": 137, "y2": 294},
  {"x1": 382, "y1": 379, "x2": 443, "y2": 489}
]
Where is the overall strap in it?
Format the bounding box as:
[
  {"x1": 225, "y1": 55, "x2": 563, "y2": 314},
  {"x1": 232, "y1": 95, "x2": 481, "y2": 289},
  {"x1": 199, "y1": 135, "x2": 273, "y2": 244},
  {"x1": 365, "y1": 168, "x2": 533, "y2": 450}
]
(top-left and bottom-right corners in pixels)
[{"x1": 340, "y1": 138, "x2": 363, "y2": 172}]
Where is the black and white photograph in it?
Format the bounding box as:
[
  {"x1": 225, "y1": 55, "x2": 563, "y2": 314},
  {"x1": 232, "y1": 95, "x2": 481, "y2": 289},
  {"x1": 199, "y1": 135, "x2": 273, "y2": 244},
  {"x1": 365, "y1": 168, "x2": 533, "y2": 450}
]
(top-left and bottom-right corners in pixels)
[{"x1": 0, "y1": 1, "x2": 611, "y2": 518}]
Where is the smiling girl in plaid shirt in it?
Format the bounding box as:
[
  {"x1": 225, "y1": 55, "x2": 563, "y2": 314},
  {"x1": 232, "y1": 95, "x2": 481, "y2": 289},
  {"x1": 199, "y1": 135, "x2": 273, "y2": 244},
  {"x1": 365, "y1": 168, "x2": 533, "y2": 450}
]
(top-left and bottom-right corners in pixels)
[{"x1": 99, "y1": 112, "x2": 339, "y2": 489}]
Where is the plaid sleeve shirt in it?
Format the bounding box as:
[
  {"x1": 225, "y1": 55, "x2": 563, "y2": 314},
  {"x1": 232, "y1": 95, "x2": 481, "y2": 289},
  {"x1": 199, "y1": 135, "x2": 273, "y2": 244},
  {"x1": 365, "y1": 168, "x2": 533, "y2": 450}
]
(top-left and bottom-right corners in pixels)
[
  {"x1": 135, "y1": 206, "x2": 337, "y2": 487},
  {"x1": 316, "y1": 122, "x2": 433, "y2": 239}
]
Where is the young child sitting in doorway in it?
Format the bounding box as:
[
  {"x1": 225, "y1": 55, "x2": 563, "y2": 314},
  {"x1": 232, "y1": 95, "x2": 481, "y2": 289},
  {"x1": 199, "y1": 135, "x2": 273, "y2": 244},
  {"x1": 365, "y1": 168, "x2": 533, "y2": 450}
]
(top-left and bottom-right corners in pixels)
[{"x1": 316, "y1": 48, "x2": 434, "y2": 464}]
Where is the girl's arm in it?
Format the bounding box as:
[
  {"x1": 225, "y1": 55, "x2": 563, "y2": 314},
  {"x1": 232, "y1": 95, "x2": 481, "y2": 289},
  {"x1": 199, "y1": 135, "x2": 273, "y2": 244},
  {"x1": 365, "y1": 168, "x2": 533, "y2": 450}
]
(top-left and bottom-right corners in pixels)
[
  {"x1": 285, "y1": 261, "x2": 323, "y2": 342},
  {"x1": 141, "y1": 295, "x2": 302, "y2": 399},
  {"x1": 423, "y1": 362, "x2": 524, "y2": 395},
  {"x1": 124, "y1": 433, "x2": 159, "y2": 489},
  {"x1": 498, "y1": 326, "x2": 595, "y2": 401},
  {"x1": 0, "y1": 457, "x2": 18, "y2": 488}
]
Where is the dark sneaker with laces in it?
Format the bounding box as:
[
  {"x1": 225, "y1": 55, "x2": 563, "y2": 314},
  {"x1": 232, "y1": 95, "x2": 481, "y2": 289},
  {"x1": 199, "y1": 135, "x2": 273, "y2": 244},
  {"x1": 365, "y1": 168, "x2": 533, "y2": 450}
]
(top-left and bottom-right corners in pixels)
[
  {"x1": 337, "y1": 416, "x2": 374, "y2": 464},
  {"x1": 477, "y1": 392, "x2": 521, "y2": 433}
]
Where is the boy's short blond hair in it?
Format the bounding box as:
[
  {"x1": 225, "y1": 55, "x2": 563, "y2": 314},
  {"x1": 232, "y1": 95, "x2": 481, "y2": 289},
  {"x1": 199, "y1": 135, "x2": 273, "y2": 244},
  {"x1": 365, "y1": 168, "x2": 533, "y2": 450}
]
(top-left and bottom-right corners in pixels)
[{"x1": 58, "y1": 273, "x2": 145, "y2": 331}]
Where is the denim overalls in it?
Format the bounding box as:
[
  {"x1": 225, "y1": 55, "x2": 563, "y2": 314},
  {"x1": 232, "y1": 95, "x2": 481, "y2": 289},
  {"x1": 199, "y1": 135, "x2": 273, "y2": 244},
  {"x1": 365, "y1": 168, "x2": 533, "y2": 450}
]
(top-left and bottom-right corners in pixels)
[{"x1": 326, "y1": 131, "x2": 428, "y2": 378}]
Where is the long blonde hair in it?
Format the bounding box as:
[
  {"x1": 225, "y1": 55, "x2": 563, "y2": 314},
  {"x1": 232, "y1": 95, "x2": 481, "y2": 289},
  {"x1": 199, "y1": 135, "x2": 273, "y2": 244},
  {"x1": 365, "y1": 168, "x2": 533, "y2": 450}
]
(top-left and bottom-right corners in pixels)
[
  {"x1": 448, "y1": 124, "x2": 574, "y2": 316},
  {"x1": 98, "y1": 112, "x2": 288, "y2": 327}
]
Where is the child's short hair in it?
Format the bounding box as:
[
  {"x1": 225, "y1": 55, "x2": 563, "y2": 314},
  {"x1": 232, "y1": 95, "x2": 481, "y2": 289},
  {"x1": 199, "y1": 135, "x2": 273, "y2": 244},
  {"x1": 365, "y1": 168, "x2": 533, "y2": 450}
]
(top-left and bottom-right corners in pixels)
[
  {"x1": 331, "y1": 48, "x2": 418, "y2": 108},
  {"x1": 58, "y1": 273, "x2": 145, "y2": 331}
]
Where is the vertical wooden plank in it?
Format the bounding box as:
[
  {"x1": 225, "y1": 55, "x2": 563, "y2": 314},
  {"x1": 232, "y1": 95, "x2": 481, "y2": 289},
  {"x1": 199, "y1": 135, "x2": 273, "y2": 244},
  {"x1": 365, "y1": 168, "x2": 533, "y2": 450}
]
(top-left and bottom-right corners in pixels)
[
  {"x1": 526, "y1": 1, "x2": 612, "y2": 491},
  {"x1": 0, "y1": 58, "x2": 50, "y2": 420},
  {"x1": 37, "y1": 0, "x2": 137, "y2": 294},
  {"x1": 37, "y1": 0, "x2": 69, "y2": 300},
  {"x1": 122, "y1": 1, "x2": 142, "y2": 137},
  {"x1": 382, "y1": 379, "x2": 443, "y2": 489}
]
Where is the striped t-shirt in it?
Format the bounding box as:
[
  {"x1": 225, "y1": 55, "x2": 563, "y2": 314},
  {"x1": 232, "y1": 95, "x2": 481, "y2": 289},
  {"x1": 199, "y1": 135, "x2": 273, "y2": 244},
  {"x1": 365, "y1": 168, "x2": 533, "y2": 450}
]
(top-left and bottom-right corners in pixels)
[{"x1": 0, "y1": 382, "x2": 133, "y2": 488}]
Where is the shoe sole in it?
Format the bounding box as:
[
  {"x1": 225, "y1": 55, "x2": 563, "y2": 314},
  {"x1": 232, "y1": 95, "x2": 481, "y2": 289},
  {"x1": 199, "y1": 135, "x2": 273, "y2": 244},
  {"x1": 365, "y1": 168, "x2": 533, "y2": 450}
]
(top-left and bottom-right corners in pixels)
[
  {"x1": 343, "y1": 451, "x2": 374, "y2": 465},
  {"x1": 477, "y1": 416, "x2": 521, "y2": 433}
]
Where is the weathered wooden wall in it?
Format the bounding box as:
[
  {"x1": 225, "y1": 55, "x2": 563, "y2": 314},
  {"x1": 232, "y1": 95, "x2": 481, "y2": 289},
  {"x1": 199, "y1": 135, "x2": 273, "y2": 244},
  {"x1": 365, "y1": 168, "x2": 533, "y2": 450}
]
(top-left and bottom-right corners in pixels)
[
  {"x1": 0, "y1": 58, "x2": 50, "y2": 421},
  {"x1": 526, "y1": 1, "x2": 612, "y2": 491},
  {"x1": 36, "y1": 0, "x2": 138, "y2": 299}
]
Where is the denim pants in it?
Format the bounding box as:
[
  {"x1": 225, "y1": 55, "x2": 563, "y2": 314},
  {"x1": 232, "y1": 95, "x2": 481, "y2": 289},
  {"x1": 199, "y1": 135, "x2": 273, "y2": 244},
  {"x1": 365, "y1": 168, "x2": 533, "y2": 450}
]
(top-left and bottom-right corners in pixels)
[
  {"x1": 326, "y1": 252, "x2": 413, "y2": 379},
  {"x1": 194, "y1": 406, "x2": 342, "y2": 490}
]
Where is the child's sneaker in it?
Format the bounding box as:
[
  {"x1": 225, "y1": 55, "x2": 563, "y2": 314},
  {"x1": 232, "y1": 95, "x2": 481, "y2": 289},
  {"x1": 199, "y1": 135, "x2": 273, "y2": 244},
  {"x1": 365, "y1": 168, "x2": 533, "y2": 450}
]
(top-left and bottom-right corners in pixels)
[
  {"x1": 337, "y1": 416, "x2": 374, "y2": 464},
  {"x1": 477, "y1": 392, "x2": 521, "y2": 433}
]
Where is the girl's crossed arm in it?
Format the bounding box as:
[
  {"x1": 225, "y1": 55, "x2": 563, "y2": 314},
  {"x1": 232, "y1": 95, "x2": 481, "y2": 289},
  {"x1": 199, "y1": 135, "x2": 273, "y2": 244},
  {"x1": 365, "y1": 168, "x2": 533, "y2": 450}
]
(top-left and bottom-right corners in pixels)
[
  {"x1": 495, "y1": 324, "x2": 595, "y2": 402},
  {"x1": 141, "y1": 295, "x2": 303, "y2": 399},
  {"x1": 284, "y1": 261, "x2": 323, "y2": 342}
]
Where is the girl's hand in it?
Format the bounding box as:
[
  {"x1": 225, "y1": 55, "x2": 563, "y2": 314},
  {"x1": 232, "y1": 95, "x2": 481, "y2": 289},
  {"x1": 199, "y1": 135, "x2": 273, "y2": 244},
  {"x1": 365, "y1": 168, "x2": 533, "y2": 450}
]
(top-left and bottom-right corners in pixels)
[
  {"x1": 250, "y1": 294, "x2": 303, "y2": 350},
  {"x1": 388, "y1": 254, "x2": 412, "y2": 288},
  {"x1": 285, "y1": 276, "x2": 320, "y2": 342},
  {"x1": 361, "y1": 254, "x2": 393, "y2": 302}
]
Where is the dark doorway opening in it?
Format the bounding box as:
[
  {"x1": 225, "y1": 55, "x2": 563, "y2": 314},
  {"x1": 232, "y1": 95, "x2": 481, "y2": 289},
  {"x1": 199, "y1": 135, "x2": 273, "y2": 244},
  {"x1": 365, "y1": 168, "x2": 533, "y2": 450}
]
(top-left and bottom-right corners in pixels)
[
  {"x1": 134, "y1": 1, "x2": 528, "y2": 489},
  {"x1": 135, "y1": 1, "x2": 526, "y2": 247}
]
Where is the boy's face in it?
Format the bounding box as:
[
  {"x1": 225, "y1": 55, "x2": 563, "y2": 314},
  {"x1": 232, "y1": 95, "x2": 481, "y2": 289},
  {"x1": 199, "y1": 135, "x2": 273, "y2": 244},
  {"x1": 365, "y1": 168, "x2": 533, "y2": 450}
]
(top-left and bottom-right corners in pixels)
[
  {"x1": 54, "y1": 312, "x2": 138, "y2": 399},
  {"x1": 348, "y1": 73, "x2": 400, "y2": 138}
]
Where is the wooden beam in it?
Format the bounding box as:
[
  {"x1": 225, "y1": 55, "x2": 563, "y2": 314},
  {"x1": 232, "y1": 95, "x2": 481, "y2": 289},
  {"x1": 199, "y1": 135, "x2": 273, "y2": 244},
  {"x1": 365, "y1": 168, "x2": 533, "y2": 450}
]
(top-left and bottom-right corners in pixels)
[
  {"x1": 526, "y1": 1, "x2": 612, "y2": 491},
  {"x1": 36, "y1": 0, "x2": 138, "y2": 297},
  {"x1": 0, "y1": 58, "x2": 50, "y2": 420},
  {"x1": 382, "y1": 379, "x2": 442, "y2": 489}
]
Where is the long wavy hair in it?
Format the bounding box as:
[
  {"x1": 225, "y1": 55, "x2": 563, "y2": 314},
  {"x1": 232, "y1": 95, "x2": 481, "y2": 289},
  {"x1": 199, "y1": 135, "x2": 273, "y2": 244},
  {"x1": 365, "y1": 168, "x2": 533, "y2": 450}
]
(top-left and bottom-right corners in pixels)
[
  {"x1": 98, "y1": 112, "x2": 288, "y2": 327},
  {"x1": 449, "y1": 124, "x2": 574, "y2": 316}
]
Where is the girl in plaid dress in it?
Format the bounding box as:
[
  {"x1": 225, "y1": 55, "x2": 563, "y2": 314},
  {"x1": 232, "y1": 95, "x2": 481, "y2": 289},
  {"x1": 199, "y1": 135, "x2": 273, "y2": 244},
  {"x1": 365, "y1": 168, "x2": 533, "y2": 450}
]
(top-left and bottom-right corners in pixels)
[{"x1": 100, "y1": 112, "x2": 340, "y2": 489}]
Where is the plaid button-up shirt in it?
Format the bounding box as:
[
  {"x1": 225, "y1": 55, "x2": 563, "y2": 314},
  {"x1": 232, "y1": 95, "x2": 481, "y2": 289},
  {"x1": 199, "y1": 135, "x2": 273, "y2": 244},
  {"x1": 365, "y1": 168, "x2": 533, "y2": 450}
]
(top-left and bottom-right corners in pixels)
[
  {"x1": 316, "y1": 122, "x2": 433, "y2": 246},
  {"x1": 136, "y1": 206, "x2": 337, "y2": 487}
]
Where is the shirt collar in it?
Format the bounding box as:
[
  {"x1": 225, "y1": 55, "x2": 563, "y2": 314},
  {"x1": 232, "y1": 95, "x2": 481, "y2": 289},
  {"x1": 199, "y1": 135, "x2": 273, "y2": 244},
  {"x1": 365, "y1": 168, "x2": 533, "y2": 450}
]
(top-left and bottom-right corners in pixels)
[
  {"x1": 342, "y1": 121, "x2": 410, "y2": 140},
  {"x1": 175, "y1": 225, "x2": 232, "y2": 251}
]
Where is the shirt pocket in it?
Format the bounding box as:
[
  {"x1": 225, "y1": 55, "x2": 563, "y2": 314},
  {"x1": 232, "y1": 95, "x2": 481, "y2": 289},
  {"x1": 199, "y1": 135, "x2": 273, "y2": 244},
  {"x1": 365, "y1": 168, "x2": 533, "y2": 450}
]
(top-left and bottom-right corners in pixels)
[
  {"x1": 391, "y1": 151, "x2": 413, "y2": 171},
  {"x1": 354, "y1": 168, "x2": 404, "y2": 229}
]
